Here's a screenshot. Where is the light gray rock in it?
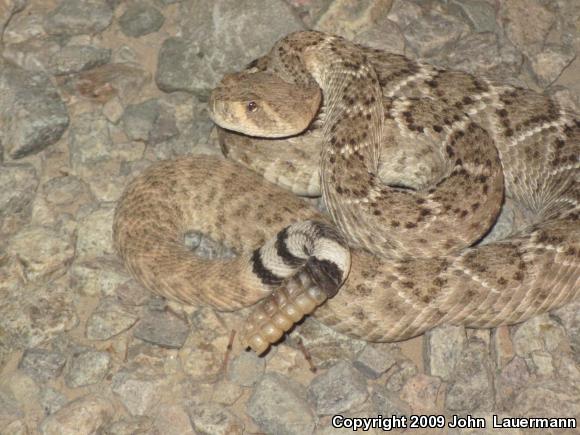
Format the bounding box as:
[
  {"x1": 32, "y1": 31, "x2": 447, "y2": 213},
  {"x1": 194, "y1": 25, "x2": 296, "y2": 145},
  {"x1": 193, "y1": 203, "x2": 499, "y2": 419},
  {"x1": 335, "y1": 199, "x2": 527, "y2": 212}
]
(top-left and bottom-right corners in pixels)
[
  {"x1": 103, "y1": 96, "x2": 125, "y2": 124},
  {"x1": 212, "y1": 381, "x2": 244, "y2": 406},
  {"x1": 399, "y1": 373, "x2": 441, "y2": 411},
  {"x1": 553, "y1": 300, "x2": 580, "y2": 363},
  {"x1": 288, "y1": 0, "x2": 333, "y2": 28},
  {"x1": 353, "y1": 18, "x2": 405, "y2": 55},
  {"x1": 121, "y1": 99, "x2": 178, "y2": 144},
  {"x1": 112, "y1": 368, "x2": 169, "y2": 416},
  {"x1": 115, "y1": 280, "x2": 151, "y2": 306},
  {"x1": 499, "y1": 0, "x2": 555, "y2": 57},
  {"x1": 448, "y1": 0, "x2": 497, "y2": 33},
  {"x1": 19, "y1": 348, "x2": 67, "y2": 383},
  {"x1": 188, "y1": 403, "x2": 244, "y2": 435},
  {"x1": 65, "y1": 349, "x2": 111, "y2": 388},
  {"x1": 510, "y1": 379, "x2": 580, "y2": 420},
  {"x1": 353, "y1": 344, "x2": 399, "y2": 379},
  {"x1": 495, "y1": 356, "x2": 531, "y2": 409},
  {"x1": 69, "y1": 111, "x2": 113, "y2": 169},
  {"x1": 59, "y1": 63, "x2": 150, "y2": 104},
  {"x1": 42, "y1": 175, "x2": 90, "y2": 207},
  {"x1": 2, "y1": 5, "x2": 46, "y2": 46},
  {"x1": 133, "y1": 310, "x2": 190, "y2": 349},
  {"x1": 86, "y1": 297, "x2": 139, "y2": 340},
  {"x1": 0, "y1": 59, "x2": 69, "y2": 159},
  {"x1": 0, "y1": 388, "x2": 23, "y2": 429},
  {"x1": 0, "y1": 0, "x2": 28, "y2": 37},
  {"x1": 512, "y1": 314, "x2": 567, "y2": 356},
  {"x1": 4, "y1": 37, "x2": 70, "y2": 73},
  {"x1": 8, "y1": 226, "x2": 75, "y2": 282},
  {"x1": 119, "y1": 1, "x2": 165, "y2": 37},
  {"x1": 75, "y1": 203, "x2": 117, "y2": 259},
  {"x1": 68, "y1": 110, "x2": 145, "y2": 201},
  {"x1": 308, "y1": 360, "x2": 368, "y2": 415},
  {"x1": 0, "y1": 278, "x2": 78, "y2": 370},
  {"x1": 404, "y1": 10, "x2": 470, "y2": 57},
  {"x1": 371, "y1": 384, "x2": 411, "y2": 418},
  {"x1": 554, "y1": 354, "x2": 580, "y2": 382},
  {"x1": 529, "y1": 350, "x2": 555, "y2": 377},
  {"x1": 125, "y1": 339, "x2": 179, "y2": 370},
  {"x1": 388, "y1": 0, "x2": 425, "y2": 29},
  {"x1": 40, "y1": 387, "x2": 68, "y2": 415},
  {"x1": 102, "y1": 417, "x2": 156, "y2": 435},
  {"x1": 122, "y1": 99, "x2": 160, "y2": 141},
  {"x1": 445, "y1": 338, "x2": 495, "y2": 412},
  {"x1": 289, "y1": 318, "x2": 366, "y2": 369},
  {"x1": 7, "y1": 372, "x2": 41, "y2": 417},
  {"x1": 179, "y1": 308, "x2": 230, "y2": 382},
  {"x1": 433, "y1": 32, "x2": 522, "y2": 78},
  {"x1": 528, "y1": 44, "x2": 576, "y2": 87},
  {"x1": 70, "y1": 259, "x2": 131, "y2": 298},
  {"x1": 44, "y1": 0, "x2": 113, "y2": 36},
  {"x1": 156, "y1": 0, "x2": 304, "y2": 97},
  {"x1": 0, "y1": 163, "x2": 38, "y2": 236},
  {"x1": 39, "y1": 394, "x2": 114, "y2": 435},
  {"x1": 247, "y1": 373, "x2": 315, "y2": 435},
  {"x1": 314, "y1": 0, "x2": 392, "y2": 39},
  {"x1": 154, "y1": 404, "x2": 195, "y2": 435},
  {"x1": 48, "y1": 45, "x2": 112, "y2": 75},
  {"x1": 424, "y1": 324, "x2": 466, "y2": 382},
  {"x1": 227, "y1": 351, "x2": 265, "y2": 387},
  {"x1": 385, "y1": 358, "x2": 418, "y2": 392}
]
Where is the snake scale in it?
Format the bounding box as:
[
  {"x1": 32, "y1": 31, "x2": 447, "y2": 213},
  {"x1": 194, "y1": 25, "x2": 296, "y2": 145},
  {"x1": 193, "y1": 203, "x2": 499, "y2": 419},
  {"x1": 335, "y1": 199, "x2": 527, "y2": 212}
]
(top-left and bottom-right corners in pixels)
[{"x1": 114, "y1": 31, "x2": 579, "y2": 354}]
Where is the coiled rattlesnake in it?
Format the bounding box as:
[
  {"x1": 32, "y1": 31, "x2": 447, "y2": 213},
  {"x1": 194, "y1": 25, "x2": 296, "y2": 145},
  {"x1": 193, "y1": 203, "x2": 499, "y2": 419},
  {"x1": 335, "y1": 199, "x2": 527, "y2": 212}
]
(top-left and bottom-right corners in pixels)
[{"x1": 114, "y1": 31, "x2": 579, "y2": 354}]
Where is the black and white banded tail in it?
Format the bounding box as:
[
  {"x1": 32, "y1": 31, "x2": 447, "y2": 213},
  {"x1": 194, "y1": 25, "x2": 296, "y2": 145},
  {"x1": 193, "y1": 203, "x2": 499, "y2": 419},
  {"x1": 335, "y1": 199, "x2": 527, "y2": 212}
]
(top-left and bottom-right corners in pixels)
[{"x1": 241, "y1": 220, "x2": 350, "y2": 354}]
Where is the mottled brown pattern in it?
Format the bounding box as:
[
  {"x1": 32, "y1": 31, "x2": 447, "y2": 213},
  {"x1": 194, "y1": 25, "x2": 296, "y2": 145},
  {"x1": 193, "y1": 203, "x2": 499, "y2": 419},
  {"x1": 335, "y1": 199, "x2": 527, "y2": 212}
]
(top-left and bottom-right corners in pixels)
[{"x1": 115, "y1": 31, "x2": 579, "y2": 348}]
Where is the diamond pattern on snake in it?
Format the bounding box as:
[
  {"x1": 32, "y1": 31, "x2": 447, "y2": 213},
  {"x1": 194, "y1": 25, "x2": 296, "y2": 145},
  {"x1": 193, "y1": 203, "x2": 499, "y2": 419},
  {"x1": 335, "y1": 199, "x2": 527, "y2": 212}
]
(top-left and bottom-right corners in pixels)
[{"x1": 113, "y1": 31, "x2": 579, "y2": 355}]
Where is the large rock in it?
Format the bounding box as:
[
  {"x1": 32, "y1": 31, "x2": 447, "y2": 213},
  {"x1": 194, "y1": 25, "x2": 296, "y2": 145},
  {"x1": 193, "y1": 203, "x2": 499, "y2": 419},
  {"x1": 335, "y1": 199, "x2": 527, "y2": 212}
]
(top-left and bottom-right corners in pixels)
[
  {"x1": 0, "y1": 163, "x2": 38, "y2": 235},
  {"x1": 118, "y1": 0, "x2": 165, "y2": 37},
  {"x1": 445, "y1": 338, "x2": 495, "y2": 412},
  {"x1": 448, "y1": 0, "x2": 496, "y2": 33},
  {"x1": 0, "y1": 0, "x2": 28, "y2": 37},
  {"x1": 308, "y1": 361, "x2": 369, "y2": 415},
  {"x1": 39, "y1": 395, "x2": 114, "y2": 435},
  {"x1": 424, "y1": 324, "x2": 466, "y2": 382},
  {"x1": 0, "y1": 58, "x2": 69, "y2": 159},
  {"x1": 404, "y1": 10, "x2": 470, "y2": 57},
  {"x1": 111, "y1": 368, "x2": 170, "y2": 416},
  {"x1": 247, "y1": 373, "x2": 315, "y2": 435},
  {"x1": 7, "y1": 226, "x2": 75, "y2": 281},
  {"x1": 156, "y1": 0, "x2": 304, "y2": 98},
  {"x1": 553, "y1": 300, "x2": 580, "y2": 363},
  {"x1": 19, "y1": 348, "x2": 67, "y2": 383},
  {"x1": 188, "y1": 403, "x2": 244, "y2": 435},
  {"x1": 44, "y1": 0, "x2": 113, "y2": 36},
  {"x1": 499, "y1": 0, "x2": 555, "y2": 57},
  {"x1": 510, "y1": 380, "x2": 580, "y2": 420},
  {"x1": 315, "y1": 0, "x2": 393, "y2": 39},
  {"x1": 0, "y1": 277, "x2": 78, "y2": 369},
  {"x1": 528, "y1": 44, "x2": 576, "y2": 88}
]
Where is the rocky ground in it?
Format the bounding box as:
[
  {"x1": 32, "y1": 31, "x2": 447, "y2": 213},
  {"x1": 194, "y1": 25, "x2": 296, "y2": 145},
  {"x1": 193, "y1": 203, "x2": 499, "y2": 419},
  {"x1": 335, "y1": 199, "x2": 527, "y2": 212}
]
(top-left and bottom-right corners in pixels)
[{"x1": 0, "y1": 0, "x2": 579, "y2": 434}]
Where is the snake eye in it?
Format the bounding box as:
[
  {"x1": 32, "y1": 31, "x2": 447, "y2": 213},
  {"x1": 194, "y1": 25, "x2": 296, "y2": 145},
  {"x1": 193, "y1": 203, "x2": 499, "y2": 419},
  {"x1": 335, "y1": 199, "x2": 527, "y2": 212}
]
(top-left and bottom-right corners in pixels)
[{"x1": 247, "y1": 101, "x2": 258, "y2": 112}]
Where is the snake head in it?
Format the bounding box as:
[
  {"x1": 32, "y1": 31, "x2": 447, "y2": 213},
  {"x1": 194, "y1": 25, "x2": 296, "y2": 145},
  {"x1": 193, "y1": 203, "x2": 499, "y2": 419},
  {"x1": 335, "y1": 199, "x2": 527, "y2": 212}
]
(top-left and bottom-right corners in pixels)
[{"x1": 209, "y1": 71, "x2": 321, "y2": 138}]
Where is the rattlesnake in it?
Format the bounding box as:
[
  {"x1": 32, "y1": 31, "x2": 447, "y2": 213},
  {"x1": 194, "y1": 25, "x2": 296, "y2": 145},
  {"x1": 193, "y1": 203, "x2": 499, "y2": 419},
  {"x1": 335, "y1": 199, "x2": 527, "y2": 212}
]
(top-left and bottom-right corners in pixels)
[{"x1": 114, "y1": 31, "x2": 579, "y2": 355}]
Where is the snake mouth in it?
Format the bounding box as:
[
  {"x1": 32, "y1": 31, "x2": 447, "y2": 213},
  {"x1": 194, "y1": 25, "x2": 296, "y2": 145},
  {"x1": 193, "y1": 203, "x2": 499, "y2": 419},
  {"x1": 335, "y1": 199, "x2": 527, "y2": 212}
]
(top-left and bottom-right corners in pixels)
[{"x1": 208, "y1": 91, "x2": 232, "y2": 126}]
